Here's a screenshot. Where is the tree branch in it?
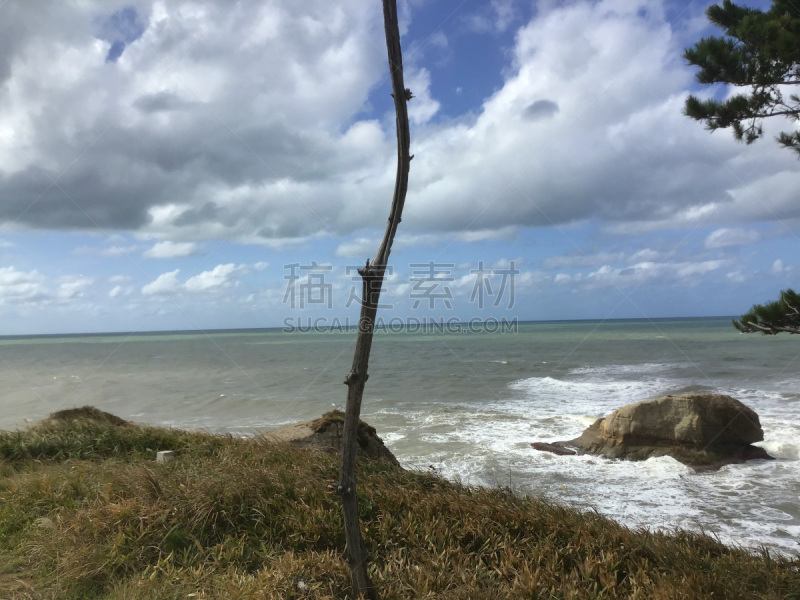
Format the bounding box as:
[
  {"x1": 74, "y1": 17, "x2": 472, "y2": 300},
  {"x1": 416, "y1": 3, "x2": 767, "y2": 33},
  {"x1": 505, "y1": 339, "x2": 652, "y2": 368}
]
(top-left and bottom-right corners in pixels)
[
  {"x1": 740, "y1": 321, "x2": 800, "y2": 335},
  {"x1": 337, "y1": 2, "x2": 412, "y2": 598}
]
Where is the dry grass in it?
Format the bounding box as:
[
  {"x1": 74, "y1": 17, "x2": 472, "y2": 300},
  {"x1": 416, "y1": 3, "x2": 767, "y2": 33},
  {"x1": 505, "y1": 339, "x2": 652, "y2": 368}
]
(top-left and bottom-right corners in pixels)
[{"x1": 0, "y1": 410, "x2": 797, "y2": 599}]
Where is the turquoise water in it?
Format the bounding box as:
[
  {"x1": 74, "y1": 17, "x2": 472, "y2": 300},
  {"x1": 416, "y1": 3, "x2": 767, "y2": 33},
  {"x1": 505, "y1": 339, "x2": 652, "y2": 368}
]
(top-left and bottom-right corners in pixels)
[{"x1": 1, "y1": 318, "x2": 798, "y2": 555}]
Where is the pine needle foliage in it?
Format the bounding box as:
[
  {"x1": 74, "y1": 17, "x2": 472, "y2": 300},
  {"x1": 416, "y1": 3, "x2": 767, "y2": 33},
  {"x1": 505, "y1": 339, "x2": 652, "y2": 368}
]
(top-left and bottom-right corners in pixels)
[
  {"x1": 0, "y1": 410, "x2": 798, "y2": 599},
  {"x1": 684, "y1": 0, "x2": 800, "y2": 156},
  {"x1": 734, "y1": 288, "x2": 800, "y2": 334}
]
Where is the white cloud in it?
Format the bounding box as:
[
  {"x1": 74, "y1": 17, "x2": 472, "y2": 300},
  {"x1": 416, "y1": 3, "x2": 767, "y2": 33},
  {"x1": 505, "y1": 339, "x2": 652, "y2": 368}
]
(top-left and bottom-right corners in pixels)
[
  {"x1": 630, "y1": 248, "x2": 665, "y2": 262},
  {"x1": 457, "y1": 227, "x2": 518, "y2": 243},
  {"x1": 402, "y1": 1, "x2": 800, "y2": 238},
  {"x1": 676, "y1": 260, "x2": 724, "y2": 278},
  {"x1": 334, "y1": 237, "x2": 377, "y2": 258},
  {"x1": 0, "y1": 267, "x2": 48, "y2": 305},
  {"x1": 543, "y1": 252, "x2": 626, "y2": 269},
  {"x1": 103, "y1": 246, "x2": 137, "y2": 257},
  {"x1": 141, "y1": 270, "x2": 181, "y2": 296},
  {"x1": 108, "y1": 283, "x2": 135, "y2": 299},
  {"x1": 184, "y1": 264, "x2": 242, "y2": 292},
  {"x1": 57, "y1": 275, "x2": 94, "y2": 300},
  {"x1": 1, "y1": 0, "x2": 797, "y2": 249},
  {"x1": 406, "y1": 68, "x2": 440, "y2": 126},
  {"x1": 579, "y1": 259, "x2": 725, "y2": 289},
  {"x1": 771, "y1": 259, "x2": 792, "y2": 277},
  {"x1": 465, "y1": 0, "x2": 517, "y2": 33},
  {"x1": 74, "y1": 245, "x2": 138, "y2": 257},
  {"x1": 491, "y1": 0, "x2": 516, "y2": 32},
  {"x1": 726, "y1": 270, "x2": 746, "y2": 283},
  {"x1": 543, "y1": 248, "x2": 670, "y2": 269},
  {"x1": 141, "y1": 263, "x2": 244, "y2": 295},
  {"x1": 705, "y1": 228, "x2": 761, "y2": 249},
  {"x1": 0, "y1": 1, "x2": 389, "y2": 243},
  {"x1": 143, "y1": 241, "x2": 199, "y2": 259}
]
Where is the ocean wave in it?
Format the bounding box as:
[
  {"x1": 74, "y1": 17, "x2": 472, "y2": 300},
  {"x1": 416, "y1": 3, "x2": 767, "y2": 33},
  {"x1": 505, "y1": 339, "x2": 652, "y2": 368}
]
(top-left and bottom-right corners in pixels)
[
  {"x1": 506, "y1": 375, "x2": 668, "y2": 416},
  {"x1": 567, "y1": 362, "x2": 692, "y2": 378}
]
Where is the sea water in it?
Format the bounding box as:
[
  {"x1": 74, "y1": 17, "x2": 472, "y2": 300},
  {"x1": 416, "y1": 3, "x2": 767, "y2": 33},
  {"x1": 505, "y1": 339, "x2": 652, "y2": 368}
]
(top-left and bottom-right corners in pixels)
[{"x1": 1, "y1": 318, "x2": 798, "y2": 556}]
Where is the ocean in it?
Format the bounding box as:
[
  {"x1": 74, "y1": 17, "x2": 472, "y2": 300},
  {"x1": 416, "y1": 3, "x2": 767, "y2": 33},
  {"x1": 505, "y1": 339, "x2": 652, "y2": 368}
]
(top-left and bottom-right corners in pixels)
[{"x1": 1, "y1": 318, "x2": 798, "y2": 557}]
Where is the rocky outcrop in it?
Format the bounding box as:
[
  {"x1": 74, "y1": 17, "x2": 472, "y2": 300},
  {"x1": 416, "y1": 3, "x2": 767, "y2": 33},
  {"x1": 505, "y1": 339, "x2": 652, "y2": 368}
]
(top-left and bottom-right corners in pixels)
[
  {"x1": 37, "y1": 406, "x2": 131, "y2": 428},
  {"x1": 264, "y1": 410, "x2": 400, "y2": 466},
  {"x1": 532, "y1": 394, "x2": 774, "y2": 469}
]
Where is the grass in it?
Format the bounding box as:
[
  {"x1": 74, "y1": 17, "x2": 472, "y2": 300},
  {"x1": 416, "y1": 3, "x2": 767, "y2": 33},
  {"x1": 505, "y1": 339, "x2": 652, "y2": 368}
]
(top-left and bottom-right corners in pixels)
[{"x1": 0, "y1": 407, "x2": 797, "y2": 599}]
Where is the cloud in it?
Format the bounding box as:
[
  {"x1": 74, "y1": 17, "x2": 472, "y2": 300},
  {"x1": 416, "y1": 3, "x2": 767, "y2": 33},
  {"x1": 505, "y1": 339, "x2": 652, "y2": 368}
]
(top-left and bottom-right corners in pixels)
[
  {"x1": 704, "y1": 228, "x2": 761, "y2": 249},
  {"x1": 399, "y1": 1, "x2": 800, "y2": 237},
  {"x1": 523, "y1": 99, "x2": 559, "y2": 121},
  {"x1": 108, "y1": 275, "x2": 132, "y2": 283},
  {"x1": 335, "y1": 237, "x2": 378, "y2": 258},
  {"x1": 464, "y1": 0, "x2": 518, "y2": 33},
  {"x1": 457, "y1": 227, "x2": 518, "y2": 243},
  {"x1": 406, "y1": 68, "x2": 440, "y2": 125},
  {"x1": 0, "y1": 0, "x2": 797, "y2": 250},
  {"x1": 141, "y1": 263, "x2": 244, "y2": 296},
  {"x1": 0, "y1": 267, "x2": 48, "y2": 305},
  {"x1": 543, "y1": 252, "x2": 627, "y2": 269},
  {"x1": 184, "y1": 263, "x2": 241, "y2": 292},
  {"x1": 0, "y1": 1, "x2": 388, "y2": 240},
  {"x1": 771, "y1": 259, "x2": 792, "y2": 277},
  {"x1": 726, "y1": 270, "x2": 747, "y2": 283},
  {"x1": 143, "y1": 241, "x2": 199, "y2": 258},
  {"x1": 74, "y1": 245, "x2": 138, "y2": 257},
  {"x1": 57, "y1": 275, "x2": 94, "y2": 300},
  {"x1": 558, "y1": 259, "x2": 727, "y2": 290},
  {"x1": 141, "y1": 270, "x2": 181, "y2": 296},
  {"x1": 542, "y1": 248, "x2": 671, "y2": 269}
]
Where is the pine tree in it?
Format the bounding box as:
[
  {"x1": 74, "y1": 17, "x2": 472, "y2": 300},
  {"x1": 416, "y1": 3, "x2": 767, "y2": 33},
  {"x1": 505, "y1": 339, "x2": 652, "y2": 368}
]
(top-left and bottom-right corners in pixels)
[
  {"x1": 733, "y1": 289, "x2": 800, "y2": 334},
  {"x1": 684, "y1": 0, "x2": 800, "y2": 156}
]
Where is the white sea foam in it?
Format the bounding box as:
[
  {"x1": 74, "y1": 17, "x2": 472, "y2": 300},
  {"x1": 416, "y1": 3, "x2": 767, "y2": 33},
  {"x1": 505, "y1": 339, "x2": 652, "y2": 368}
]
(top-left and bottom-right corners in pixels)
[
  {"x1": 567, "y1": 362, "x2": 690, "y2": 378},
  {"x1": 506, "y1": 375, "x2": 669, "y2": 422}
]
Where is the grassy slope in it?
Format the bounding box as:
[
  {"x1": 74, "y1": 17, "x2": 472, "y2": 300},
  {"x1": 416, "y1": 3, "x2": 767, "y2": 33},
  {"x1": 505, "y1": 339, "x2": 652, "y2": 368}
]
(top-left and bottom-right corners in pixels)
[{"x1": 0, "y1": 409, "x2": 797, "y2": 600}]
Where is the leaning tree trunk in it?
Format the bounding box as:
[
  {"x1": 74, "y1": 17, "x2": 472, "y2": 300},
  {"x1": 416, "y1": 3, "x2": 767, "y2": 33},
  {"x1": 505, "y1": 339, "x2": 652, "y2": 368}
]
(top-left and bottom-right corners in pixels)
[{"x1": 337, "y1": 1, "x2": 411, "y2": 598}]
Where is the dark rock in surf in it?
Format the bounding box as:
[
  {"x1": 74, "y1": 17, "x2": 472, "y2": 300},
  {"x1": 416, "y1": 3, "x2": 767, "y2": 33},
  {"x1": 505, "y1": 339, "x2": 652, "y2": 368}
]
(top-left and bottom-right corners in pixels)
[
  {"x1": 532, "y1": 394, "x2": 774, "y2": 469},
  {"x1": 531, "y1": 442, "x2": 577, "y2": 456}
]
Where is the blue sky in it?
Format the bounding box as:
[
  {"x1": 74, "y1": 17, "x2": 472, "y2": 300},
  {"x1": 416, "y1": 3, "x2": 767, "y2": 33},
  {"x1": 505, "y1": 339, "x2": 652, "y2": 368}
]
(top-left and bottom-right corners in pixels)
[{"x1": 0, "y1": 0, "x2": 796, "y2": 335}]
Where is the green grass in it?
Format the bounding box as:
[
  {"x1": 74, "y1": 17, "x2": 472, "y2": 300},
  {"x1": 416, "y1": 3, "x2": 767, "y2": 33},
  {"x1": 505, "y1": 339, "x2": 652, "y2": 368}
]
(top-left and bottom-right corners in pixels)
[{"x1": 0, "y1": 407, "x2": 798, "y2": 599}]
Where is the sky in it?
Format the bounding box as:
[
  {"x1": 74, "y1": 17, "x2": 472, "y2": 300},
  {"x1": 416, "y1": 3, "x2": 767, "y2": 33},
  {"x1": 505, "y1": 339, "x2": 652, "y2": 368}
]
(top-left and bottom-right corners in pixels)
[{"x1": 0, "y1": 0, "x2": 797, "y2": 335}]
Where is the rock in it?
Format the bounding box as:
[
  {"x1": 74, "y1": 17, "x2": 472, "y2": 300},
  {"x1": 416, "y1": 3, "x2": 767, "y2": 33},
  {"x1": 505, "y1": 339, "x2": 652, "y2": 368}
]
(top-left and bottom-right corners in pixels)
[
  {"x1": 156, "y1": 450, "x2": 175, "y2": 463},
  {"x1": 37, "y1": 406, "x2": 130, "y2": 428},
  {"x1": 531, "y1": 442, "x2": 577, "y2": 456},
  {"x1": 264, "y1": 410, "x2": 400, "y2": 467},
  {"x1": 35, "y1": 517, "x2": 55, "y2": 529},
  {"x1": 532, "y1": 394, "x2": 774, "y2": 469}
]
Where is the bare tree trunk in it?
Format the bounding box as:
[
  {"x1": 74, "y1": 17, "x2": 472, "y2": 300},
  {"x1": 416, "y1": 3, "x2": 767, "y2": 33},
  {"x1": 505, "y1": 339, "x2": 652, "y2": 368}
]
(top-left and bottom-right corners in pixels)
[{"x1": 337, "y1": 1, "x2": 411, "y2": 598}]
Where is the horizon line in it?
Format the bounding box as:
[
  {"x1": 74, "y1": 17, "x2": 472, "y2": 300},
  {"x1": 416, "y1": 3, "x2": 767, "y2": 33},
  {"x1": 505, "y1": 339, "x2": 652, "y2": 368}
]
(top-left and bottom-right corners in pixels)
[{"x1": 0, "y1": 315, "x2": 737, "y2": 340}]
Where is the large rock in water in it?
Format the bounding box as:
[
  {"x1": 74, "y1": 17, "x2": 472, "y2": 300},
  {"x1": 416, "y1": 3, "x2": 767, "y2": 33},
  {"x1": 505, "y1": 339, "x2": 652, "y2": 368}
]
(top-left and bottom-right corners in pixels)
[
  {"x1": 264, "y1": 410, "x2": 400, "y2": 467},
  {"x1": 533, "y1": 394, "x2": 773, "y2": 469}
]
